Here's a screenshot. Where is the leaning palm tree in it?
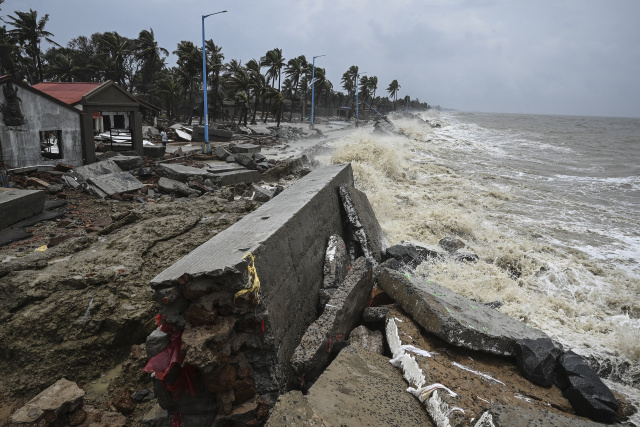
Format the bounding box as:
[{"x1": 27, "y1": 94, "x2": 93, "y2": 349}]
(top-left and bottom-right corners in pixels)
[
  {"x1": 341, "y1": 65, "x2": 358, "y2": 111},
  {"x1": 134, "y1": 28, "x2": 168, "y2": 103},
  {"x1": 94, "y1": 31, "x2": 132, "y2": 87},
  {"x1": 284, "y1": 55, "x2": 306, "y2": 121},
  {"x1": 262, "y1": 87, "x2": 284, "y2": 127},
  {"x1": 368, "y1": 76, "x2": 378, "y2": 109},
  {"x1": 246, "y1": 59, "x2": 266, "y2": 125},
  {"x1": 174, "y1": 40, "x2": 202, "y2": 123},
  {"x1": 156, "y1": 68, "x2": 181, "y2": 120},
  {"x1": 387, "y1": 79, "x2": 401, "y2": 110},
  {"x1": 43, "y1": 51, "x2": 80, "y2": 82},
  {"x1": 0, "y1": 25, "x2": 20, "y2": 77},
  {"x1": 4, "y1": 8, "x2": 59, "y2": 83}
]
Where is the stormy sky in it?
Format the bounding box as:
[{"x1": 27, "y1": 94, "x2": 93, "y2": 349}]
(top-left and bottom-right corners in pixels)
[{"x1": 6, "y1": 0, "x2": 640, "y2": 118}]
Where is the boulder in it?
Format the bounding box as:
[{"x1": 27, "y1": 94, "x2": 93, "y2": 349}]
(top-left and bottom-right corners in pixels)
[
  {"x1": 439, "y1": 236, "x2": 466, "y2": 253},
  {"x1": 157, "y1": 163, "x2": 214, "y2": 183},
  {"x1": 86, "y1": 172, "x2": 144, "y2": 198},
  {"x1": 215, "y1": 146, "x2": 232, "y2": 160},
  {"x1": 234, "y1": 153, "x2": 258, "y2": 170},
  {"x1": 514, "y1": 337, "x2": 561, "y2": 387},
  {"x1": 384, "y1": 241, "x2": 446, "y2": 269},
  {"x1": 250, "y1": 184, "x2": 275, "y2": 202},
  {"x1": 482, "y1": 403, "x2": 604, "y2": 427},
  {"x1": 230, "y1": 144, "x2": 261, "y2": 154},
  {"x1": 556, "y1": 351, "x2": 620, "y2": 423},
  {"x1": 10, "y1": 378, "x2": 85, "y2": 424}
]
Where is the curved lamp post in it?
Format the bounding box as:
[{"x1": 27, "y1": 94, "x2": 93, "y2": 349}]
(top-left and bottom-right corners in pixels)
[
  {"x1": 202, "y1": 10, "x2": 227, "y2": 152},
  {"x1": 310, "y1": 54, "x2": 325, "y2": 129}
]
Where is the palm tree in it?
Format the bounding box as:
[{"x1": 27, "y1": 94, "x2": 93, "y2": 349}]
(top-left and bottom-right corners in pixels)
[
  {"x1": 94, "y1": 32, "x2": 132, "y2": 87},
  {"x1": 174, "y1": 40, "x2": 202, "y2": 123},
  {"x1": 285, "y1": 55, "x2": 306, "y2": 121},
  {"x1": 261, "y1": 48, "x2": 285, "y2": 123},
  {"x1": 263, "y1": 87, "x2": 284, "y2": 127},
  {"x1": 43, "y1": 51, "x2": 80, "y2": 82},
  {"x1": 0, "y1": 24, "x2": 20, "y2": 77},
  {"x1": 134, "y1": 28, "x2": 168, "y2": 103},
  {"x1": 368, "y1": 76, "x2": 378, "y2": 109},
  {"x1": 205, "y1": 40, "x2": 224, "y2": 122},
  {"x1": 387, "y1": 79, "x2": 401, "y2": 110},
  {"x1": 341, "y1": 65, "x2": 358, "y2": 118},
  {"x1": 246, "y1": 58, "x2": 266, "y2": 125},
  {"x1": 4, "y1": 8, "x2": 59, "y2": 83},
  {"x1": 156, "y1": 68, "x2": 181, "y2": 120}
]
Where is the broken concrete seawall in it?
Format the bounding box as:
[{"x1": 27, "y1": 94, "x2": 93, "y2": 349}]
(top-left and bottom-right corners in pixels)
[{"x1": 148, "y1": 163, "x2": 354, "y2": 424}]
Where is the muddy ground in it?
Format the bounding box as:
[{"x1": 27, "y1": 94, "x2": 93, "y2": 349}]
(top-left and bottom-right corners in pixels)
[{"x1": 0, "y1": 178, "x2": 264, "y2": 425}]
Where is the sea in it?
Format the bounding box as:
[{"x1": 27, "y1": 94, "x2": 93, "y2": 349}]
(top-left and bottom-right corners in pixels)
[{"x1": 320, "y1": 111, "x2": 640, "y2": 421}]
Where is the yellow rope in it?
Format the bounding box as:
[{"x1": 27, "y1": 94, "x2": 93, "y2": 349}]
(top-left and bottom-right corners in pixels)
[{"x1": 234, "y1": 252, "x2": 261, "y2": 305}]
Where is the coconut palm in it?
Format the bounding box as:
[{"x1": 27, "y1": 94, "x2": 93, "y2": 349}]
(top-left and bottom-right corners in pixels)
[
  {"x1": 205, "y1": 40, "x2": 224, "y2": 122},
  {"x1": 368, "y1": 76, "x2": 378, "y2": 109},
  {"x1": 262, "y1": 87, "x2": 284, "y2": 127},
  {"x1": 93, "y1": 32, "x2": 133, "y2": 87},
  {"x1": 284, "y1": 55, "x2": 306, "y2": 121},
  {"x1": 156, "y1": 68, "x2": 181, "y2": 120},
  {"x1": 43, "y1": 51, "x2": 80, "y2": 82},
  {"x1": 4, "y1": 8, "x2": 59, "y2": 83},
  {"x1": 262, "y1": 47, "x2": 285, "y2": 91},
  {"x1": 134, "y1": 28, "x2": 168, "y2": 103},
  {"x1": 174, "y1": 40, "x2": 202, "y2": 123},
  {"x1": 0, "y1": 24, "x2": 20, "y2": 77},
  {"x1": 387, "y1": 79, "x2": 401, "y2": 110},
  {"x1": 246, "y1": 58, "x2": 266, "y2": 125}
]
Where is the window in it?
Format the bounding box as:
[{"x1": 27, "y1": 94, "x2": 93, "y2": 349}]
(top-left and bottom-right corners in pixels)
[{"x1": 40, "y1": 130, "x2": 63, "y2": 159}]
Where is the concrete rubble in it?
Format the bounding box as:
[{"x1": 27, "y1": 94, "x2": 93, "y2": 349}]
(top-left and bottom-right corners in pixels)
[{"x1": 2, "y1": 131, "x2": 635, "y2": 426}]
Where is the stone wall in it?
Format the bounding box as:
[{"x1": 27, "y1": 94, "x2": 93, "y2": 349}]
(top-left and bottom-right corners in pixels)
[{"x1": 148, "y1": 163, "x2": 354, "y2": 424}]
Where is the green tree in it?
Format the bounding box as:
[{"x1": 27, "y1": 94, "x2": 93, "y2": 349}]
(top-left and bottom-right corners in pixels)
[
  {"x1": 43, "y1": 50, "x2": 80, "y2": 82},
  {"x1": 285, "y1": 55, "x2": 306, "y2": 121},
  {"x1": 387, "y1": 79, "x2": 401, "y2": 110},
  {"x1": 3, "y1": 8, "x2": 59, "y2": 83},
  {"x1": 156, "y1": 68, "x2": 181, "y2": 120},
  {"x1": 134, "y1": 28, "x2": 168, "y2": 103},
  {"x1": 246, "y1": 58, "x2": 266, "y2": 125},
  {"x1": 205, "y1": 40, "x2": 224, "y2": 122},
  {"x1": 174, "y1": 40, "x2": 202, "y2": 123}
]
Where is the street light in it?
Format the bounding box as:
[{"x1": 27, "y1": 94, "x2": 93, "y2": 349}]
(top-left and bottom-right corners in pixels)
[
  {"x1": 356, "y1": 72, "x2": 366, "y2": 124},
  {"x1": 202, "y1": 10, "x2": 227, "y2": 153},
  {"x1": 310, "y1": 54, "x2": 325, "y2": 129}
]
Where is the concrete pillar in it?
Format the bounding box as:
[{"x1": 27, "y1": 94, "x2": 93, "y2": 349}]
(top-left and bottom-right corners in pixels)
[
  {"x1": 80, "y1": 112, "x2": 96, "y2": 164},
  {"x1": 130, "y1": 110, "x2": 144, "y2": 157}
]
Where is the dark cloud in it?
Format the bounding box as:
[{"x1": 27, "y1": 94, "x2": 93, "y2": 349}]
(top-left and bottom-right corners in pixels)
[{"x1": 7, "y1": 0, "x2": 640, "y2": 117}]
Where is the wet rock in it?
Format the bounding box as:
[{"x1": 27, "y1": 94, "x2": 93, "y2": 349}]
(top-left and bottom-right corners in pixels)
[
  {"x1": 291, "y1": 257, "x2": 374, "y2": 381},
  {"x1": 439, "y1": 236, "x2": 466, "y2": 253},
  {"x1": 453, "y1": 250, "x2": 479, "y2": 263},
  {"x1": 211, "y1": 169, "x2": 261, "y2": 187},
  {"x1": 362, "y1": 305, "x2": 397, "y2": 324},
  {"x1": 260, "y1": 155, "x2": 311, "y2": 182},
  {"x1": 384, "y1": 241, "x2": 446, "y2": 269},
  {"x1": 10, "y1": 378, "x2": 85, "y2": 424},
  {"x1": 514, "y1": 337, "x2": 561, "y2": 387},
  {"x1": 377, "y1": 268, "x2": 549, "y2": 356},
  {"x1": 339, "y1": 185, "x2": 388, "y2": 263},
  {"x1": 131, "y1": 389, "x2": 153, "y2": 402},
  {"x1": 46, "y1": 184, "x2": 64, "y2": 194},
  {"x1": 556, "y1": 350, "x2": 620, "y2": 423},
  {"x1": 348, "y1": 325, "x2": 384, "y2": 354},
  {"x1": 63, "y1": 159, "x2": 122, "y2": 185}
]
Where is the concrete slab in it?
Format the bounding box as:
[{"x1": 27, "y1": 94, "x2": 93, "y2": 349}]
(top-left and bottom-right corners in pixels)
[
  {"x1": 109, "y1": 155, "x2": 144, "y2": 171},
  {"x1": 157, "y1": 177, "x2": 200, "y2": 197},
  {"x1": 206, "y1": 163, "x2": 247, "y2": 174},
  {"x1": 143, "y1": 145, "x2": 166, "y2": 158},
  {"x1": 483, "y1": 404, "x2": 603, "y2": 427},
  {"x1": 211, "y1": 169, "x2": 261, "y2": 187},
  {"x1": 230, "y1": 144, "x2": 261, "y2": 154},
  {"x1": 64, "y1": 159, "x2": 122, "y2": 185},
  {"x1": 267, "y1": 347, "x2": 434, "y2": 426},
  {"x1": 0, "y1": 188, "x2": 45, "y2": 229},
  {"x1": 86, "y1": 172, "x2": 144, "y2": 198},
  {"x1": 156, "y1": 163, "x2": 213, "y2": 183},
  {"x1": 339, "y1": 185, "x2": 388, "y2": 263},
  {"x1": 378, "y1": 267, "x2": 549, "y2": 356},
  {"x1": 290, "y1": 257, "x2": 374, "y2": 381},
  {"x1": 151, "y1": 163, "x2": 354, "y2": 403}
]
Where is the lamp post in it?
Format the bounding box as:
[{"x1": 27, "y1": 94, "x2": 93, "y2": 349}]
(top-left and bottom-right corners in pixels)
[
  {"x1": 310, "y1": 54, "x2": 325, "y2": 129},
  {"x1": 355, "y1": 72, "x2": 366, "y2": 124},
  {"x1": 202, "y1": 10, "x2": 227, "y2": 153}
]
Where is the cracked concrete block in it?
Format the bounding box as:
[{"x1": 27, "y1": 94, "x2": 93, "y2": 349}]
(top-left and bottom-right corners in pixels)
[{"x1": 377, "y1": 268, "x2": 549, "y2": 356}]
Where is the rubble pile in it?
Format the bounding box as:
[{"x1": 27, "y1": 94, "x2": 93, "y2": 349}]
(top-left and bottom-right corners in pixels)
[{"x1": 2, "y1": 158, "x2": 636, "y2": 426}]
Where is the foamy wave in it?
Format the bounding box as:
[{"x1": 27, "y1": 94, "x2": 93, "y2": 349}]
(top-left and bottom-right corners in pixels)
[{"x1": 322, "y1": 115, "x2": 640, "y2": 386}]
